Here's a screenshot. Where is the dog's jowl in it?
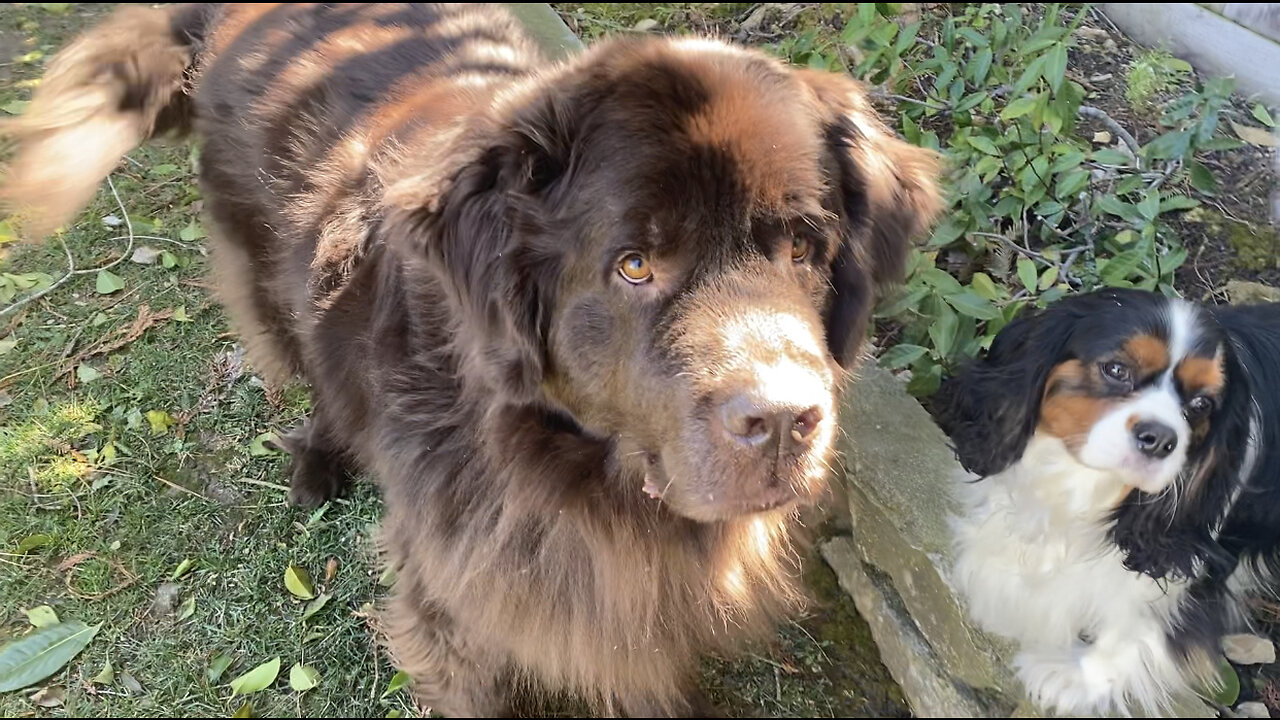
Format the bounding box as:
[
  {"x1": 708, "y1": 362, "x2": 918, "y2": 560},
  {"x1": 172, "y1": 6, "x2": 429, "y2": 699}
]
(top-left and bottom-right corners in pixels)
[{"x1": 2, "y1": 3, "x2": 942, "y2": 716}]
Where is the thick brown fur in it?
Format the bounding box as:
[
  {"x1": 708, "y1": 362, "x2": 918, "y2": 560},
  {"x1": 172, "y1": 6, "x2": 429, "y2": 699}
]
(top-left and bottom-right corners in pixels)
[{"x1": 1, "y1": 4, "x2": 942, "y2": 716}]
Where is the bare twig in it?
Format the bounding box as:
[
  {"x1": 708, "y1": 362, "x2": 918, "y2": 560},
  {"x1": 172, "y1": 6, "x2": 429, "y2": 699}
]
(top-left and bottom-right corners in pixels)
[
  {"x1": 0, "y1": 235, "x2": 75, "y2": 317},
  {"x1": 970, "y1": 231, "x2": 1084, "y2": 286},
  {"x1": 1078, "y1": 105, "x2": 1144, "y2": 169},
  {"x1": 0, "y1": 175, "x2": 142, "y2": 317}
]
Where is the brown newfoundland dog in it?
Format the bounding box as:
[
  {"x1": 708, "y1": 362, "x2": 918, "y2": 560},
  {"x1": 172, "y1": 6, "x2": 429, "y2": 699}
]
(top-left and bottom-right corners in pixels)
[{"x1": 3, "y1": 3, "x2": 941, "y2": 716}]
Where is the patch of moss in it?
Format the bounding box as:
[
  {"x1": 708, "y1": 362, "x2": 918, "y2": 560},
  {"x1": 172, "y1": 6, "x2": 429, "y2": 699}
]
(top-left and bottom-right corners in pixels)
[{"x1": 1228, "y1": 221, "x2": 1280, "y2": 273}]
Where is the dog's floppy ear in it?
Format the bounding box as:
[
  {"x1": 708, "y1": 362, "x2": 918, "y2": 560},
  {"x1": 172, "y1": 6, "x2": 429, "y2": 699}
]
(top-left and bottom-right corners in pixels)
[
  {"x1": 933, "y1": 306, "x2": 1072, "y2": 477},
  {"x1": 797, "y1": 69, "x2": 944, "y2": 367},
  {"x1": 383, "y1": 88, "x2": 579, "y2": 402}
]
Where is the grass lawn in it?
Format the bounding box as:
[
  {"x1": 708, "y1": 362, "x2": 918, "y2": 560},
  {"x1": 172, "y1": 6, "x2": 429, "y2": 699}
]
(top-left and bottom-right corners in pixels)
[{"x1": 0, "y1": 4, "x2": 905, "y2": 717}]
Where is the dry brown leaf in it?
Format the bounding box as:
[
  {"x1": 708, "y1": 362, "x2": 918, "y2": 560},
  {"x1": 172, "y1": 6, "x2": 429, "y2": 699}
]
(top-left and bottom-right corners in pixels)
[
  {"x1": 29, "y1": 685, "x2": 64, "y2": 708},
  {"x1": 57, "y1": 552, "x2": 138, "y2": 600},
  {"x1": 1231, "y1": 120, "x2": 1278, "y2": 147},
  {"x1": 59, "y1": 304, "x2": 175, "y2": 383}
]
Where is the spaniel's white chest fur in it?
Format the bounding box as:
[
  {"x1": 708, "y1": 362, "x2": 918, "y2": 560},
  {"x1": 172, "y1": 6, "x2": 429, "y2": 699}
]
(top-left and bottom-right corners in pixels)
[{"x1": 949, "y1": 434, "x2": 1207, "y2": 716}]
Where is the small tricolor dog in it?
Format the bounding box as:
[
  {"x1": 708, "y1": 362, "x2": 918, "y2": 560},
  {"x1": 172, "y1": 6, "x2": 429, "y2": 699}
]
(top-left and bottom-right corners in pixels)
[{"x1": 936, "y1": 288, "x2": 1280, "y2": 715}]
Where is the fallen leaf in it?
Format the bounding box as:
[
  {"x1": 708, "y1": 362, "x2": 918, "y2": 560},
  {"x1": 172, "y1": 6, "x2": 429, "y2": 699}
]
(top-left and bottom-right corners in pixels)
[
  {"x1": 177, "y1": 594, "x2": 196, "y2": 622},
  {"x1": 2, "y1": 99, "x2": 29, "y2": 115},
  {"x1": 206, "y1": 653, "x2": 233, "y2": 684},
  {"x1": 1091, "y1": 130, "x2": 1112, "y2": 144},
  {"x1": 1213, "y1": 657, "x2": 1241, "y2": 706},
  {"x1": 232, "y1": 701, "x2": 254, "y2": 718},
  {"x1": 161, "y1": 250, "x2": 178, "y2": 269},
  {"x1": 130, "y1": 246, "x2": 161, "y2": 265},
  {"x1": 0, "y1": 620, "x2": 102, "y2": 692},
  {"x1": 30, "y1": 685, "x2": 64, "y2": 708},
  {"x1": 285, "y1": 565, "x2": 315, "y2": 600},
  {"x1": 16, "y1": 534, "x2": 52, "y2": 554},
  {"x1": 179, "y1": 221, "x2": 206, "y2": 243},
  {"x1": 101, "y1": 215, "x2": 122, "y2": 228},
  {"x1": 248, "y1": 432, "x2": 282, "y2": 457},
  {"x1": 119, "y1": 671, "x2": 143, "y2": 696},
  {"x1": 174, "y1": 305, "x2": 192, "y2": 322},
  {"x1": 228, "y1": 656, "x2": 280, "y2": 696},
  {"x1": 170, "y1": 558, "x2": 194, "y2": 581},
  {"x1": 0, "y1": 391, "x2": 10, "y2": 408},
  {"x1": 90, "y1": 660, "x2": 114, "y2": 685},
  {"x1": 302, "y1": 630, "x2": 325, "y2": 644},
  {"x1": 24, "y1": 606, "x2": 59, "y2": 628},
  {"x1": 382, "y1": 669, "x2": 410, "y2": 698},
  {"x1": 632, "y1": 18, "x2": 658, "y2": 31},
  {"x1": 324, "y1": 557, "x2": 339, "y2": 583},
  {"x1": 146, "y1": 410, "x2": 176, "y2": 436},
  {"x1": 1252, "y1": 103, "x2": 1276, "y2": 128},
  {"x1": 76, "y1": 364, "x2": 101, "y2": 384},
  {"x1": 301, "y1": 593, "x2": 331, "y2": 622},
  {"x1": 0, "y1": 337, "x2": 15, "y2": 355},
  {"x1": 288, "y1": 663, "x2": 320, "y2": 692},
  {"x1": 386, "y1": 711, "x2": 402, "y2": 719},
  {"x1": 95, "y1": 270, "x2": 125, "y2": 295},
  {"x1": 1231, "y1": 120, "x2": 1278, "y2": 147}
]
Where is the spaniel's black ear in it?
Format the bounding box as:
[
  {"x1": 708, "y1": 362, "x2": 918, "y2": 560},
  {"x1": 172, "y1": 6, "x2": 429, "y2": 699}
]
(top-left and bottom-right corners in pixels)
[
  {"x1": 383, "y1": 88, "x2": 581, "y2": 402},
  {"x1": 934, "y1": 307, "x2": 1071, "y2": 477},
  {"x1": 796, "y1": 68, "x2": 944, "y2": 368}
]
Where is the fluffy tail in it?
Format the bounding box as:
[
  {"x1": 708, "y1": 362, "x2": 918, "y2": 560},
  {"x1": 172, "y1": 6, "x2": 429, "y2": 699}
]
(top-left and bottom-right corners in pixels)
[{"x1": 0, "y1": 4, "x2": 210, "y2": 238}]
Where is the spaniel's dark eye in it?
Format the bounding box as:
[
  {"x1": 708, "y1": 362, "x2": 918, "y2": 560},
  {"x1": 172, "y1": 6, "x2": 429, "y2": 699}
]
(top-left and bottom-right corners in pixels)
[
  {"x1": 790, "y1": 237, "x2": 810, "y2": 263},
  {"x1": 618, "y1": 253, "x2": 653, "y2": 284},
  {"x1": 1186, "y1": 395, "x2": 1213, "y2": 418},
  {"x1": 1101, "y1": 361, "x2": 1131, "y2": 384}
]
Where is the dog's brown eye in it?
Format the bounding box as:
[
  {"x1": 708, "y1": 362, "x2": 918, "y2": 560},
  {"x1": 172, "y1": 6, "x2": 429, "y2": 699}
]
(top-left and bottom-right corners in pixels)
[
  {"x1": 790, "y1": 237, "x2": 810, "y2": 262},
  {"x1": 1101, "y1": 361, "x2": 1131, "y2": 383},
  {"x1": 618, "y1": 253, "x2": 653, "y2": 284},
  {"x1": 1186, "y1": 395, "x2": 1213, "y2": 418}
]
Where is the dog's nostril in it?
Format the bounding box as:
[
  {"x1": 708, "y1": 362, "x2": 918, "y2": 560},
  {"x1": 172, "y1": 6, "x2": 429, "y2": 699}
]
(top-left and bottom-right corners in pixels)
[
  {"x1": 721, "y1": 395, "x2": 775, "y2": 447},
  {"x1": 743, "y1": 416, "x2": 769, "y2": 444},
  {"x1": 721, "y1": 396, "x2": 823, "y2": 450},
  {"x1": 790, "y1": 407, "x2": 823, "y2": 443},
  {"x1": 1132, "y1": 420, "x2": 1178, "y2": 459}
]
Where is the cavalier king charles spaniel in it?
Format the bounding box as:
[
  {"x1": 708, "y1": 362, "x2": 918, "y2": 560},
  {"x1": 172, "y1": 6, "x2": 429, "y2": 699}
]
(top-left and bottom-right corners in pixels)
[{"x1": 935, "y1": 288, "x2": 1280, "y2": 716}]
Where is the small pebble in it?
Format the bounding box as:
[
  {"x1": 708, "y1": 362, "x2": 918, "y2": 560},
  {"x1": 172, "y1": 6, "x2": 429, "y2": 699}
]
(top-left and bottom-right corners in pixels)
[
  {"x1": 1223, "y1": 633, "x2": 1276, "y2": 665},
  {"x1": 1235, "y1": 701, "x2": 1271, "y2": 718}
]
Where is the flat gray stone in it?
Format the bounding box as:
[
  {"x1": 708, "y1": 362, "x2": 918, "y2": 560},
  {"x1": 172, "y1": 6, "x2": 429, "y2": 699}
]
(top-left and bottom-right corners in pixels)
[
  {"x1": 1227, "y1": 280, "x2": 1280, "y2": 305},
  {"x1": 838, "y1": 367, "x2": 1007, "y2": 692},
  {"x1": 822, "y1": 537, "x2": 1001, "y2": 718}
]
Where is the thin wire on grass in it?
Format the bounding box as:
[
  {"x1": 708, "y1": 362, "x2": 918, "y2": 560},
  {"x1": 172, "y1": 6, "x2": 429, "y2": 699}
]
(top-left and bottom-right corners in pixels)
[{"x1": 0, "y1": 174, "x2": 141, "y2": 317}]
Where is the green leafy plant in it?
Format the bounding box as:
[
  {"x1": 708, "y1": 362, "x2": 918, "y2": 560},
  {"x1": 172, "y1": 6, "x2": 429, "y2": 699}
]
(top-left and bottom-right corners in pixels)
[
  {"x1": 1125, "y1": 50, "x2": 1192, "y2": 110},
  {"x1": 773, "y1": 4, "x2": 1235, "y2": 396}
]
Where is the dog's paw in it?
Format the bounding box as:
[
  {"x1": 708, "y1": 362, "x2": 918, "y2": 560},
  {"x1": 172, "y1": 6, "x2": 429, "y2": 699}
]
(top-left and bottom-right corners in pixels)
[{"x1": 286, "y1": 447, "x2": 350, "y2": 508}]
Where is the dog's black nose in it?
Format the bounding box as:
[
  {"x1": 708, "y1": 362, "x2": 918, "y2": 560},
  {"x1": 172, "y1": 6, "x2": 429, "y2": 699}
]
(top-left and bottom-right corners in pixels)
[
  {"x1": 1133, "y1": 420, "x2": 1178, "y2": 459},
  {"x1": 720, "y1": 394, "x2": 823, "y2": 450}
]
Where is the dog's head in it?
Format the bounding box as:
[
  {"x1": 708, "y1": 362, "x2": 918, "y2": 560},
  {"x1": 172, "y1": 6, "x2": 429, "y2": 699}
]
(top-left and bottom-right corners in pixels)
[
  {"x1": 934, "y1": 288, "x2": 1280, "y2": 580},
  {"x1": 386, "y1": 36, "x2": 941, "y2": 522},
  {"x1": 936, "y1": 289, "x2": 1232, "y2": 494}
]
